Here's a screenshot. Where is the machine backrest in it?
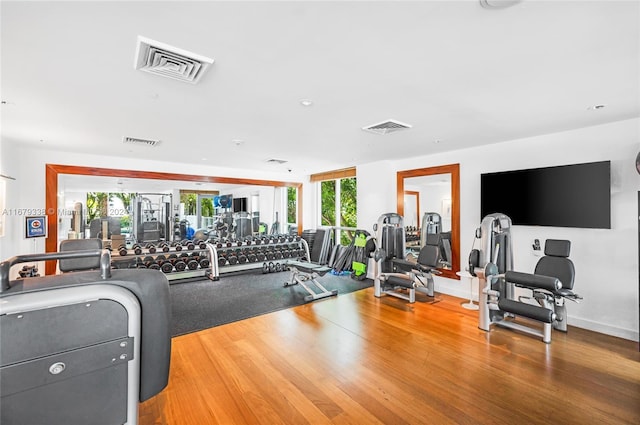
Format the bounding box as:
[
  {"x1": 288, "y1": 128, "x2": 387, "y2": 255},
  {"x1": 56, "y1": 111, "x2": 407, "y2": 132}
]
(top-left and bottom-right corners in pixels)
[
  {"x1": 59, "y1": 238, "x2": 103, "y2": 272},
  {"x1": 534, "y1": 239, "x2": 575, "y2": 290},
  {"x1": 417, "y1": 244, "x2": 440, "y2": 268}
]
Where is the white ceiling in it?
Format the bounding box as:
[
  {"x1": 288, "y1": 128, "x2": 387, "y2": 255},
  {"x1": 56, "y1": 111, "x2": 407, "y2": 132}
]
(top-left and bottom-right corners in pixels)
[{"x1": 2, "y1": 1, "x2": 638, "y2": 176}]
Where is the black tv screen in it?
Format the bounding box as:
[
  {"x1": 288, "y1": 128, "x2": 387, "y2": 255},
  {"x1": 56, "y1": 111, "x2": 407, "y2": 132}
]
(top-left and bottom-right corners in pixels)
[{"x1": 480, "y1": 161, "x2": 611, "y2": 229}]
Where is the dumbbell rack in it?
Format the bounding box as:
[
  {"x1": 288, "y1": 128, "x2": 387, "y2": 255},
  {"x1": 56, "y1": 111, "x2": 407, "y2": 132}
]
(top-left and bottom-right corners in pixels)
[
  {"x1": 209, "y1": 235, "x2": 310, "y2": 280},
  {"x1": 111, "y1": 240, "x2": 217, "y2": 283},
  {"x1": 110, "y1": 235, "x2": 310, "y2": 283}
]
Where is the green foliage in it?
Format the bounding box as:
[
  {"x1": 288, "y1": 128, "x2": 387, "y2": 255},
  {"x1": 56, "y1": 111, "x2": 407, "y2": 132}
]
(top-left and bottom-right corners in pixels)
[
  {"x1": 320, "y1": 177, "x2": 357, "y2": 245},
  {"x1": 287, "y1": 187, "x2": 297, "y2": 224},
  {"x1": 86, "y1": 192, "x2": 108, "y2": 221},
  {"x1": 180, "y1": 193, "x2": 197, "y2": 215},
  {"x1": 340, "y1": 177, "x2": 357, "y2": 244},
  {"x1": 320, "y1": 180, "x2": 335, "y2": 226},
  {"x1": 201, "y1": 197, "x2": 214, "y2": 217},
  {"x1": 86, "y1": 192, "x2": 134, "y2": 222}
]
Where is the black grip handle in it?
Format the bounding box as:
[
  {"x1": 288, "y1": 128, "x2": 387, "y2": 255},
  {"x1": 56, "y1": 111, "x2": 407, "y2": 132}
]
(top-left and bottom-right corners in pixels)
[{"x1": 0, "y1": 249, "x2": 111, "y2": 293}]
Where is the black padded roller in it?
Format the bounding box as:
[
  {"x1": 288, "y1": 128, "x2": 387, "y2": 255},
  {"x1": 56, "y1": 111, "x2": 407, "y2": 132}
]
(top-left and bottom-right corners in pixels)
[
  {"x1": 498, "y1": 299, "x2": 555, "y2": 323},
  {"x1": 505, "y1": 271, "x2": 561, "y2": 292}
]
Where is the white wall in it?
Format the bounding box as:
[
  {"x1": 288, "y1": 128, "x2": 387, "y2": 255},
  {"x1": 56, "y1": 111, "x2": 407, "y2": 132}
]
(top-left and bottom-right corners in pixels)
[
  {"x1": 357, "y1": 118, "x2": 640, "y2": 341},
  {"x1": 0, "y1": 138, "x2": 21, "y2": 261}
]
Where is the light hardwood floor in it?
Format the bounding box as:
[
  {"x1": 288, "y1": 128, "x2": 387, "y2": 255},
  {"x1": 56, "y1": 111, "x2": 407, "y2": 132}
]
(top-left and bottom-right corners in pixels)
[{"x1": 140, "y1": 288, "x2": 640, "y2": 424}]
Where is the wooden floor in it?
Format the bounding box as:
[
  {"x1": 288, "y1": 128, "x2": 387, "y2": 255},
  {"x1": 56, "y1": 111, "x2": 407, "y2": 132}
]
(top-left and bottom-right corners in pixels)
[{"x1": 140, "y1": 288, "x2": 640, "y2": 425}]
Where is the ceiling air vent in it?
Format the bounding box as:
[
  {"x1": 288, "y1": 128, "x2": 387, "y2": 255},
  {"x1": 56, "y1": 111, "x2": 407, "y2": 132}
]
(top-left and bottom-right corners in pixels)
[
  {"x1": 266, "y1": 159, "x2": 288, "y2": 164},
  {"x1": 123, "y1": 136, "x2": 160, "y2": 147},
  {"x1": 362, "y1": 119, "x2": 412, "y2": 135},
  {"x1": 134, "y1": 36, "x2": 214, "y2": 84}
]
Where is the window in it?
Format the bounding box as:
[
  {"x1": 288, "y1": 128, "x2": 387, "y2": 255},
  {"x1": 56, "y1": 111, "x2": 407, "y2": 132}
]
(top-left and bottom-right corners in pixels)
[{"x1": 311, "y1": 168, "x2": 357, "y2": 245}]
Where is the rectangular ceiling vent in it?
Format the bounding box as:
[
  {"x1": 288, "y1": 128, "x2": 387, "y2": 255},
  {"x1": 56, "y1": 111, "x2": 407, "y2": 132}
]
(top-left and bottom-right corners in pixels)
[
  {"x1": 123, "y1": 136, "x2": 160, "y2": 147},
  {"x1": 362, "y1": 119, "x2": 412, "y2": 135},
  {"x1": 266, "y1": 158, "x2": 288, "y2": 164},
  {"x1": 134, "y1": 36, "x2": 214, "y2": 84}
]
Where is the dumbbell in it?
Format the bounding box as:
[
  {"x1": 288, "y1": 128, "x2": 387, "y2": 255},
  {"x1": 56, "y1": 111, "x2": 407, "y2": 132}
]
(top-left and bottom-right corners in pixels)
[
  {"x1": 175, "y1": 260, "x2": 187, "y2": 272},
  {"x1": 146, "y1": 243, "x2": 156, "y2": 254},
  {"x1": 161, "y1": 262, "x2": 174, "y2": 273},
  {"x1": 159, "y1": 242, "x2": 170, "y2": 253},
  {"x1": 274, "y1": 251, "x2": 283, "y2": 260},
  {"x1": 238, "y1": 254, "x2": 247, "y2": 264},
  {"x1": 148, "y1": 263, "x2": 160, "y2": 270},
  {"x1": 256, "y1": 252, "x2": 266, "y2": 262},
  {"x1": 227, "y1": 255, "x2": 238, "y2": 265},
  {"x1": 118, "y1": 244, "x2": 128, "y2": 256},
  {"x1": 187, "y1": 259, "x2": 199, "y2": 270},
  {"x1": 275, "y1": 263, "x2": 282, "y2": 272},
  {"x1": 247, "y1": 253, "x2": 257, "y2": 263},
  {"x1": 132, "y1": 244, "x2": 143, "y2": 255},
  {"x1": 262, "y1": 262, "x2": 269, "y2": 273},
  {"x1": 199, "y1": 258, "x2": 210, "y2": 268},
  {"x1": 268, "y1": 262, "x2": 276, "y2": 273},
  {"x1": 218, "y1": 257, "x2": 227, "y2": 267}
]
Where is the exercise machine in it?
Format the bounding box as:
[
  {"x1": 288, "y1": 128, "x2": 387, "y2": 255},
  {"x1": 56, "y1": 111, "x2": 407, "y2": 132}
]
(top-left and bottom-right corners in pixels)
[
  {"x1": 132, "y1": 193, "x2": 172, "y2": 244},
  {"x1": 469, "y1": 213, "x2": 581, "y2": 343},
  {"x1": 0, "y1": 243, "x2": 171, "y2": 425},
  {"x1": 373, "y1": 213, "x2": 440, "y2": 303},
  {"x1": 420, "y1": 212, "x2": 441, "y2": 246},
  {"x1": 284, "y1": 237, "x2": 338, "y2": 302}
]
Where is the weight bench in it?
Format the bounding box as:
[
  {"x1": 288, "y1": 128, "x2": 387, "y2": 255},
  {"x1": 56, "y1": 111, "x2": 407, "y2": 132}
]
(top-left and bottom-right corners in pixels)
[{"x1": 284, "y1": 260, "x2": 338, "y2": 302}]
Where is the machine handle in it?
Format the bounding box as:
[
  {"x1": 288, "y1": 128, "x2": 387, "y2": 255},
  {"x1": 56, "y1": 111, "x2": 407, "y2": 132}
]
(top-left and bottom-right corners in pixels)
[{"x1": 0, "y1": 249, "x2": 112, "y2": 293}]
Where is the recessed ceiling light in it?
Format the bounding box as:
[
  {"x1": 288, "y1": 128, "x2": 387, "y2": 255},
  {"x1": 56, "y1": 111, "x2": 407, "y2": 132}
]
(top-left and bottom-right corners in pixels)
[
  {"x1": 232, "y1": 139, "x2": 244, "y2": 146},
  {"x1": 433, "y1": 139, "x2": 441, "y2": 144},
  {"x1": 588, "y1": 104, "x2": 606, "y2": 110},
  {"x1": 479, "y1": 0, "x2": 522, "y2": 9},
  {"x1": 299, "y1": 99, "x2": 313, "y2": 107}
]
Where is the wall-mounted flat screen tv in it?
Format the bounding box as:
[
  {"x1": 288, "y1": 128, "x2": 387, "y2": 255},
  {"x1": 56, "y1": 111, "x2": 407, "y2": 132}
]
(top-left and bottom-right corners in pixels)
[{"x1": 480, "y1": 160, "x2": 611, "y2": 229}]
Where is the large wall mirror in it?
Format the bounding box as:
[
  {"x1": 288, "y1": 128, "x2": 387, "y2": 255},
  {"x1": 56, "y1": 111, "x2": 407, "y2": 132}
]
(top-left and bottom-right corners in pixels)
[
  {"x1": 396, "y1": 163, "x2": 460, "y2": 280},
  {"x1": 44, "y1": 164, "x2": 302, "y2": 275}
]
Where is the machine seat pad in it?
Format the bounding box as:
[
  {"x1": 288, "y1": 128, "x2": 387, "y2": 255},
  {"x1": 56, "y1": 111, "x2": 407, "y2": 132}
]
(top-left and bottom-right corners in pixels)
[
  {"x1": 287, "y1": 261, "x2": 331, "y2": 277},
  {"x1": 505, "y1": 271, "x2": 561, "y2": 292}
]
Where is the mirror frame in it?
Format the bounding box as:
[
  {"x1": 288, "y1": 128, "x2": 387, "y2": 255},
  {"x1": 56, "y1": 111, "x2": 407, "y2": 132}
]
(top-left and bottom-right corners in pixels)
[
  {"x1": 396, "y1": 163, "x2": 460, "y2": 280},
  {"x1": 44, "y1": 163, "x2": 303, "y2": 275}
]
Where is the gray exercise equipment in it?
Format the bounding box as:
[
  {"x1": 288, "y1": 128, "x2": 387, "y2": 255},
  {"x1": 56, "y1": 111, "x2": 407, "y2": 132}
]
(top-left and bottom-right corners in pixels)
[
  {"x1": 284, "y1": 238, "x2": 338, "y2": 302},
  {"x1": 0, "y1": 242, "x2": 171, "y2": 424},
  {"x1": 468, "y1": 213, "x2": 582, "y2": 343},
  {"x1": 372, "y1": 213, "x2": 441, "y2": 303}
]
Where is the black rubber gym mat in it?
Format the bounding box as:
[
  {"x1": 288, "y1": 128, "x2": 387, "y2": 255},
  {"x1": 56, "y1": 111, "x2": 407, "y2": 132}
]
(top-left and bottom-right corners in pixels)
[{"x1": 169, "y1": 270, "x2": 372, "y2": 336}]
